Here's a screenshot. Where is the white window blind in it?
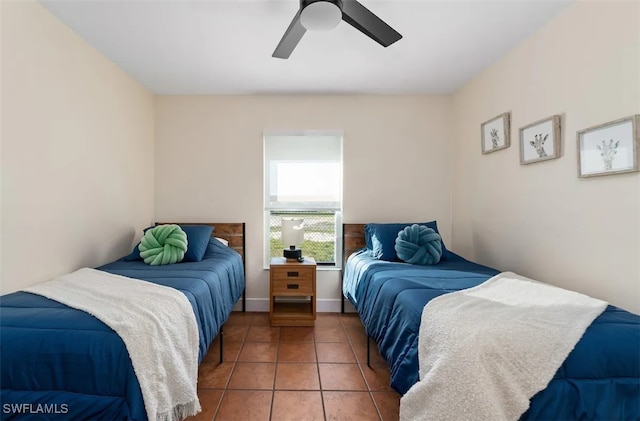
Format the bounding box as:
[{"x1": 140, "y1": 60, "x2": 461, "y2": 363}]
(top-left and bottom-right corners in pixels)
[{"x1": 264, "y1": 133, "x2": 342, "y2": 211}]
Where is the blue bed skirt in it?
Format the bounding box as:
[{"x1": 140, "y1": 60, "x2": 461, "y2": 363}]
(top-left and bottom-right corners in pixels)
[
  {"x1": 1, "y1": 239, "x2": 244, "y2": 420},
  {"x1": 343, "y1": 249, "x2": 640, "y2": 420}
]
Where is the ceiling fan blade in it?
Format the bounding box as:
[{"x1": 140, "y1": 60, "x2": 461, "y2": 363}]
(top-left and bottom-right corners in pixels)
[
  {"x1": 341, "y1": 0, "x2": 402, "y2": 47},
  {"x1": 272, "y1": 10, "x2": 307, "y2": 59}
]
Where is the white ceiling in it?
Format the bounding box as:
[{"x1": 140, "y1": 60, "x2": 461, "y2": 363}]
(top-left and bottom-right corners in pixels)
[{"x1": 39, "y1": 0, "x2": 572, "y2": 95}]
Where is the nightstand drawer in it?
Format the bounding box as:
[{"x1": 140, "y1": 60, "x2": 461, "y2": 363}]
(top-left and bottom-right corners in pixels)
[
  {"x1": 272, "y1": 278, "x2": 313, "y2": 295},
  {"x1": 271, "y1": 267, "x2": 314, "y2": 282}
]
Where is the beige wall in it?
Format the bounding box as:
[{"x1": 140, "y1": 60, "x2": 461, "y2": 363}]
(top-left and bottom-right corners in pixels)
[
  {"x1": 155, "y1": 95, "x2": 452, "y2": 310},
  {"x1": 452, "y1": 0, "x2": 640, "y2": 313},
  {"x1": 1, "y1": 1, "x2": 155, "y2": 293},
  {"x1": 5, "y1": 0, "x2": 637, "y2": 315}
]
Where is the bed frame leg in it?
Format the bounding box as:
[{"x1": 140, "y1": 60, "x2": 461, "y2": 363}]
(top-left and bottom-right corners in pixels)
[
  {"x1": 340, "y1": 268, "x2": 345, "y2": 314},
  {"x1": 241, "y1": 223, "x2": 247, "y2": 313},
  {"x1": 242, "y1": 287, "x2": 246, "y2": 313},
  {"x1": 219, "y1": 325, "x2": 224, "y2": 364},
  {"x1": 367, "y1": 335, "x2": 372, "y2": 368}
]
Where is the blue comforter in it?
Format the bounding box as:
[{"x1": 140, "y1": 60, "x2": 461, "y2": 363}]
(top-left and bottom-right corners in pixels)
[
  {"x1": 0, "y1": 239, "x2": 244, "y2": 420},
  {"x1": 343, "y1": 250, "x2": 640, "y2": 420}
]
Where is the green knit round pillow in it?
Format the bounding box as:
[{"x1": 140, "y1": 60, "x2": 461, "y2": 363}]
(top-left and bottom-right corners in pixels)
[{"x1": 139, "y1": 224, "x2": 188, "y2": 266}]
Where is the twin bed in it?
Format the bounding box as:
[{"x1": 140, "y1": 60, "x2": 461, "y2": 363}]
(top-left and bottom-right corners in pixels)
[
  {"x1": 342, "y1": 222, "x2": 640, "y2": 420},
  {"x1": 0, "y1": 222, "x2": 245, "y2": 420}
]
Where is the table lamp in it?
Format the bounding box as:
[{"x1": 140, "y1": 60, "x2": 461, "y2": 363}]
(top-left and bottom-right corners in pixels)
[{"x1": 282, "y1": 218, "x2": 304, "y2": 261}]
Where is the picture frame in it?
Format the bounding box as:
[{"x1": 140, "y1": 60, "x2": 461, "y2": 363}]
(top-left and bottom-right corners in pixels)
[
  {"x1": 577, "y1": 115, "x2": 639, "y2": 178},
  {"x1": 519, "y1": 115, "x2": 561, "y2": 164},
  {"x1": 481, "y1": 112, "x2": 510, "y2": 154}
]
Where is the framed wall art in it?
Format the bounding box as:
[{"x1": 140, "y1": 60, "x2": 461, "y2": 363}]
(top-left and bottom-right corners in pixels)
[
  {"x1": 481, "y1": 112, "x2": 510, "y2": 154},
  {"x1": 577, "y1": 115, "x2": 639, "y2": 178},
  {"x1": 519, "y1": 115, "x2": 562, "y2": 164}
]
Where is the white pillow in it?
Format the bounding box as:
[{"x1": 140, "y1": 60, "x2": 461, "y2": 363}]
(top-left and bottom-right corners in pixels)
[{"x1": 215, "y1": 237, "x2": 229, "y2": 247}]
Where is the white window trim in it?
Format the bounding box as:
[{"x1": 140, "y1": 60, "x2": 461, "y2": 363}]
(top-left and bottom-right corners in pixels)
[
  {"x1": 263, "y1": 128, "x2": 344, "y2": 138},
  {"x1": 263, "y1": 129, "x2": 344, "y2": 269}
]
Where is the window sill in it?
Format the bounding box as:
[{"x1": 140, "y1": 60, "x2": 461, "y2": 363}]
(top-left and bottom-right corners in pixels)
[
  {"x1": 263, "y1": 265, "x2": 342, "y2": 271},
  {"x1": 317, "y1": 266, "x2": 342, "y2": 271}
]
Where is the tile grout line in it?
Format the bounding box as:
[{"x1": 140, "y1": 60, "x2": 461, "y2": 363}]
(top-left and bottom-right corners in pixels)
[
  {"x1": 344, "y1": 314, "x2": 385, "y2": 421},
  {"x1": 213, "y1": 315, "x2": 251, "y2": 421},
  {"x1": 268, "y1": 325, "x2": 280, "y2": 421},
  {"x1": 317, "y1": 322, "x2": 327, "y2": 421}
]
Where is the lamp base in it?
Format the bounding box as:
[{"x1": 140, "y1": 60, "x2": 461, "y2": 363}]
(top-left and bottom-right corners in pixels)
[{"x1": 283, "y1": 247, "x2": 302, "y2": 261}]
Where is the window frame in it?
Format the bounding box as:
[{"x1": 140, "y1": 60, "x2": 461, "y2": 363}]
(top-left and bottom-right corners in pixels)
[{"x1": 263, "y1": 130, "x2": 343, "y2": 269}]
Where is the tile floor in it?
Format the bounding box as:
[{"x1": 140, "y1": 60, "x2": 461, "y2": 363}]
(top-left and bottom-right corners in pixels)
[{"x1": 189, "y1": 312, "x2": 401, "y2": 421}]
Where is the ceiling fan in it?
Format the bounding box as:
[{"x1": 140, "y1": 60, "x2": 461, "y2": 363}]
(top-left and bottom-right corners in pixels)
[{"x1": 272, "y1": 0, "x2": 402, "y2": 59}]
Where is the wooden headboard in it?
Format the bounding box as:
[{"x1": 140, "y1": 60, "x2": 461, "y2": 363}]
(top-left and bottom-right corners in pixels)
[
  {"x1": 155, "y1": 222, "x2": 245, "y2": 261},
  {"x1": 342, "y1": 223, "x2": 366, "y2": 266}
]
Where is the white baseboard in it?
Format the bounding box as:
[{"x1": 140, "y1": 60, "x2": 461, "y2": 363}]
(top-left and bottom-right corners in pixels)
[
  {"x1": 317, "y1": 299, "x2": 342, "y2": 313},
  {"x1": 235, "y1": 299, "x2": 268, "y2": 312},
  {"x1": 233, "y1": 298, "x2": 354, "y2": 313}
]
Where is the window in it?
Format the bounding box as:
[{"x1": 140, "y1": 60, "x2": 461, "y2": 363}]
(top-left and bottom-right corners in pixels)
[{"x1": 264, "y1": 131, "x2": 343, "y2": 267}]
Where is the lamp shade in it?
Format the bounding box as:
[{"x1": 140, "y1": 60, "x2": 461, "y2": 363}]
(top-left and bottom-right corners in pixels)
[{"x1": 282, "y1": 218, "x2": 304, "y2": 247}]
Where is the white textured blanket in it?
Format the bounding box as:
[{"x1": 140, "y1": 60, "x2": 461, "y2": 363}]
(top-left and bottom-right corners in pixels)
[
  {"x1": 25, "y1": 268, "x2": 201, "y2": 421},
  {"x1": 400, "y1": 271, "x2": 607, "y2": 421}
]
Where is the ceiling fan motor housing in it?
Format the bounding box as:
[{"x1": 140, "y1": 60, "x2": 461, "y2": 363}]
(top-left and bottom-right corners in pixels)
[
  {"x1": 300, "y1": 0, "x2": 344, "y2": 30},
  {"x1": 301, "y1": 0, "x2": 344, "y2": 9}
]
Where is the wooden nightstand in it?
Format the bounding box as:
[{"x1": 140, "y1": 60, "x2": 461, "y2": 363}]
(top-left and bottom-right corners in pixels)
[{"x1": 269, "y1": 257, "x2": 317, "y2": 326}]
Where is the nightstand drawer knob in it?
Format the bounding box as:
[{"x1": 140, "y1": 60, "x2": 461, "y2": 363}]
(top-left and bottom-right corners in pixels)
[
  {"x1": 287, "y1": 284, "x2": 299, "y2": 289},
  {"x1": 287, "y1": 271, "x2": 299, "y2": 277}
]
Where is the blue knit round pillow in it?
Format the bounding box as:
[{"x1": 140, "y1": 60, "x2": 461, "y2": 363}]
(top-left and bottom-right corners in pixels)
[{"x1": 394, "y1": 224, "x2": 442, "y2": 265}]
